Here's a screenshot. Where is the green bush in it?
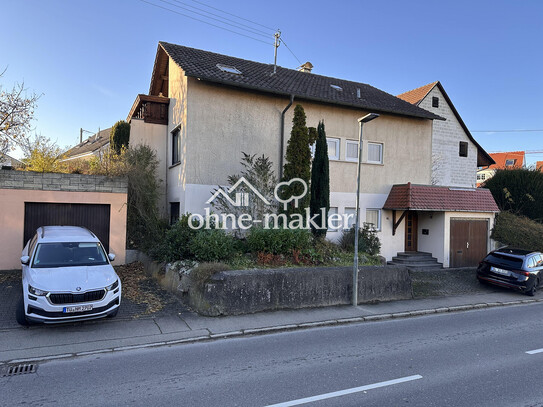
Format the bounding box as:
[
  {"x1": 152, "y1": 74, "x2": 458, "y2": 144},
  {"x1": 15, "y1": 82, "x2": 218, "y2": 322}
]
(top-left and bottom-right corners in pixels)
[
  {"x1": 491, "y1": 211, "x2": 543, "y2": 252},
  {"x1": 189, "y1": 229, "x2": 237, "y2": 262},
  {"x1": 339, "y1": 224, "x2": 381, "y2": 256},
  {"x1": 151, "y1": 214, "x2": 198, "y2": 262},
  {"x1": 246, "y1": 227, "x2": 313, "y2": 255}
]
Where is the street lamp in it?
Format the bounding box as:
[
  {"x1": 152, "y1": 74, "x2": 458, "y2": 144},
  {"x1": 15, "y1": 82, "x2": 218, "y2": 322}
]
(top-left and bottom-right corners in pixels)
[{"x1": 353, "y1": 113, "x2": 379, "y2": 306}]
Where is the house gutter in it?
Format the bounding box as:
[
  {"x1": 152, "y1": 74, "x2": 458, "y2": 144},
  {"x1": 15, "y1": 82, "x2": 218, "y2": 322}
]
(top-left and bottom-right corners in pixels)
[{"x1": 280, "y1": 94, "x2": 295, "y2": 179}]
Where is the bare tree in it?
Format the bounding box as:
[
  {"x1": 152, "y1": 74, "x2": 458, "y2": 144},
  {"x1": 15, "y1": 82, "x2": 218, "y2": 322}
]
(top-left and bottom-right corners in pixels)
[{"x1": 0, "y1": 68, "x2": 40, "y2": 152}]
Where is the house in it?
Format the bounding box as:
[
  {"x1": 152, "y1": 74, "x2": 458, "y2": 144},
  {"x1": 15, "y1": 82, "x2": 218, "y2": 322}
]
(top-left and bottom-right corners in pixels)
[
  {"x1": 127, "y1": 42, "x2": 498, "y2": 268},
  {"x1": 397, "y1": 81, "x2": 494, "y2": 187},
  {"x1": 537, "y1": 161, "x2": 543, "y2": 171},
  {"x1": 476, "y1": 151, "x2": 525, "y2": 186},
  {"x1": 0, "y1": 152, "x2": 24, "y2": 169},
  {"x1": 62, "y1": 128, "x2": 111, "y2": 161}
]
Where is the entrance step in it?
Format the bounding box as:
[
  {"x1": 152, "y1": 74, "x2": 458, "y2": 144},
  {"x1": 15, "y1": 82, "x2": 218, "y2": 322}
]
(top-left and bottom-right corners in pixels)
[{"x1": 388, "y1": 251, "x2": 443, "y2": 271}]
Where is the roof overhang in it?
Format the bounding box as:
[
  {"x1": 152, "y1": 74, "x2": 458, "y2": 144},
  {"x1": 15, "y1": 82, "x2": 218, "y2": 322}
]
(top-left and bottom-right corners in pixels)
[{"x1": 383, "y1": 183, "x2": 499, "y2": 213}]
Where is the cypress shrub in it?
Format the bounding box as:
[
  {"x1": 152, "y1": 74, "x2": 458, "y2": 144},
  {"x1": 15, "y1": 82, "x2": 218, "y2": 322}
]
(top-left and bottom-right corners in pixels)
[
  {"x1": 309, "y1": 120, "x2": 330, "y2": 237},
  {"x1": 491, "y1": 211, "x2": 543, "y2": 252}
]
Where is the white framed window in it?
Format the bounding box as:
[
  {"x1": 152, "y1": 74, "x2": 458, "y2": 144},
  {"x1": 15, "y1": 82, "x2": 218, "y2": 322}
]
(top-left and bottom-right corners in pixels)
[
  {"x1": 365, "y1": 209, "x2": 381, "y2": 231},
  {"x1": 345, "y1": 140, "x2": 359, "y2": 162},
  {"x1": 171, "y1": 128, "x2": 180, "y2": 165},
  {"x1": 327, "y1": 138, "x2": 340, "y2": 160},
  {"x1": 309, "y1": 143, "x2": 316, "y2": 158},
  {"x1": 328, "y1": 207, "x2": 340, "y2": 231},
  {"x1": 367, "y1": 142, "x2": 383, "y2": 164},
  {"x1": 344, "y1": 207, "x2": 357, "y2": 229}
]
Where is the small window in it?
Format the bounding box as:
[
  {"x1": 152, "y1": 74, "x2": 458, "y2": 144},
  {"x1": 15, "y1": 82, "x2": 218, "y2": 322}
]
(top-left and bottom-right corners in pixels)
[
  {"x1": 345, "y1": 140, "x2": 359, "y2": 162},
  {"x1": 327, "y1": 138, "x2": 340, "y2": 160},
  {"x1": 366, "y1": 209, "x2": 381, "y2": 231},
  {"x1": 170, "y1": 202, "x2": 180, "y2": 224},
  {"x1": 328, "y1": 207, "x2": 340, "y2": 231},
  {"x1": 344, "y1": 207, "x2": 357, "y2": 229},
  {"x1": 216, "y1": 64, "x2": 242, "y2": 75},
  {"x1": 367, "y1": 142, "x2": 383, "y2": 164},
  {"x1": 476, "y1": 173, "x2": 486, "y2": 181},
  {"x1": 432, "y1": 96, "x2": 439, "y2": 108},
  {"x1": 309, "y1": 143, "x2": 316, "y2": 158},
  {"x1": 330, "y1": 84, "x2": 343, "y2": 91},
  {"x1": 172, "y1": 128, "x2": 180, "y2": 165},
  {"x1": 459, "y1": 141, "x2": 468, "y2": 157},
  {"x1": 505, "y1": 159, "x2": 516, "y2": 167}
]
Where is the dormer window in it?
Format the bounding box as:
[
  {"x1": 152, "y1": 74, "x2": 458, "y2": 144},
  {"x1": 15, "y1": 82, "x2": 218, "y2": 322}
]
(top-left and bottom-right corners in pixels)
[
  {"x1": 216, "y1": 64, "x2": 242, "y2": 75},
  {"x1": 505, "y1": 159, "x2": 516, "y2": 167},
  {"x1": 330, "y1": 84, "x2": 343, "y2": 91}
]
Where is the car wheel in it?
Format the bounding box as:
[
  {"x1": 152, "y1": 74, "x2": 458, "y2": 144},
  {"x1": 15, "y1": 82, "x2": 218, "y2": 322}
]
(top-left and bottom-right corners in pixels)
[
  {"x1": 15, "y1": 297, "x2": 30, "y2": 326},
  {"x1": 527, "y1": 278, "x2": 540, "y2": 297}
]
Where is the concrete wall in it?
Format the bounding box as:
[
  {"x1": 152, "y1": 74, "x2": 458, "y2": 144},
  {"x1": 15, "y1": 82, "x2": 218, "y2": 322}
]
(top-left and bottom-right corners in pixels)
[
  {"x1": 0, "y1": 170, "x2": 127, "y2": 270},
  {"x1": 194, "y1": 265, "x2": 412, "y2": 316},
  {"x1": 417, "y1": 212, "x2": 446, "y2": 264},
  {"x1": 130, "y1": 119, "x2": 168, "y2": 217},
  {"x1": 419, "y1": 86, "x2": 478, "y2": 188}
]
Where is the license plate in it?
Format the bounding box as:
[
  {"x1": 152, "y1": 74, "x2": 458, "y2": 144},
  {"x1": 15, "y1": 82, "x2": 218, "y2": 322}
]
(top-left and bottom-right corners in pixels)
[
  {"x1": 490, "y1": 266, "x2": 510, "y2": 276},
  {"x1": 63, "y1": 305, "x2": 93, "y2": 313}
]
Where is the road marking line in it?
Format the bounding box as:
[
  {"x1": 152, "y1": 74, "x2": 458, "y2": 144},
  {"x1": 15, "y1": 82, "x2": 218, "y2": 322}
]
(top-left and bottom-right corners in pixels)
[
  {"x1": 264, "y1": 374, "x2": 423, "y2": 407},
  {"x1": 526, "y1": 348, "x2": 543, "y2": 355}
]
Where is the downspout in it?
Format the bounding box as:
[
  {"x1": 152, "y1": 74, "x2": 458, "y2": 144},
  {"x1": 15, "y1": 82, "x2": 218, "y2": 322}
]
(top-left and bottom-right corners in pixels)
[{"x1": 279, "y1": 94, "x2": 295, "y2": 179}]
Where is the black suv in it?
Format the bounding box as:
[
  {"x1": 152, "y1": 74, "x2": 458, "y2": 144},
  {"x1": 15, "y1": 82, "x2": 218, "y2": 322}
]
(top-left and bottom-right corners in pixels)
[{"x1": 477, "y1": 248, "x2": 543, "y2": 296}]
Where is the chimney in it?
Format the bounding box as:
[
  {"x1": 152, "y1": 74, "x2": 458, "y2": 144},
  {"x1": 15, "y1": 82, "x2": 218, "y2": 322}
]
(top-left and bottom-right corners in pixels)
[{"x1": 298, "y1": 62, "x2": 313, "y2": 73}]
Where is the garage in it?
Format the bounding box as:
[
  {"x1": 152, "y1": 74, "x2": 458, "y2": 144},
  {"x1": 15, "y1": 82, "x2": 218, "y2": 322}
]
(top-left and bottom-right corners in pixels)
[
  {"x1": 450, "y1": 219, "x2": 489, "y2": 268},
  {"x1": 24, "y1": 203, "x2": 111, "y2": 252},
  {"x1": 0, "y1": 170, "x2": 127, "y2": 270}
]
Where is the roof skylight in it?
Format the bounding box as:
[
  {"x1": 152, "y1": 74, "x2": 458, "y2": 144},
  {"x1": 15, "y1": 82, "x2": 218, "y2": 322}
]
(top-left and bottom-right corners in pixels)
[
  {"x1": 330, "y1": 84, "x2": 343, "y2": 91},
  {"x1": 216, "y1": 64, "x2": 242, "y2": 75}
]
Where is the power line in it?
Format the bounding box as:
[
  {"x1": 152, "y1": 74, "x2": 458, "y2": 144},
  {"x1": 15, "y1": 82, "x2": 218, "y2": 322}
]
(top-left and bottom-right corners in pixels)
[
  {"x1": 159, "y1": 0, "x2": 270, "y2": 38},
  {"x1": 139, "y1": 0, "x2": 273, "y2": 45},
  {"x1": 190, "y1": 0, "x2": 277, "y2": 32},
  {"x1": 280, "y1": 37, "x2": 302, "y2": 65}
]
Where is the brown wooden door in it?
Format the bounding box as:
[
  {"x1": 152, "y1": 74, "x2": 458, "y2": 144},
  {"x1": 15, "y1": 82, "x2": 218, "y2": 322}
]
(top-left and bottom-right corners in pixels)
[
  {"x1": 404, "y1": 211, "x2": 418, "y2": 252},
  {"x1": 24, "y1": 203, "x2": 111, "y2": 252},
  {"x1": 450, "y1": 219, "x2": 488, "y2": 267}
]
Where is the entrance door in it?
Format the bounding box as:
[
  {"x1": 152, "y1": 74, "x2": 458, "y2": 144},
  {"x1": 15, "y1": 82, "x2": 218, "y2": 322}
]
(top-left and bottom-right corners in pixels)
[
  {"x1": 450, "y1": 219, "x2": 488, "y2": 267},
  {"x1": 404, "y1": 211, "x2": 418, "y2": 252}
]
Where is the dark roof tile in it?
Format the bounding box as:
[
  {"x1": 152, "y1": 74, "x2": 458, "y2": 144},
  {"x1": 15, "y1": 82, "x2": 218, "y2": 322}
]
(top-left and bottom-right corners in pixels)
[{"x1": 158, "y1": 42, "x2": 443, "y2": 121}]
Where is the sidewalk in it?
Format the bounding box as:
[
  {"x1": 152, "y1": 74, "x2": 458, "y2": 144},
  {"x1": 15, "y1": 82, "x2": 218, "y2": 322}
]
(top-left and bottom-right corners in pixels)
[{"x1": 1, "y1": 287, "x2": 540, "y2": 364}]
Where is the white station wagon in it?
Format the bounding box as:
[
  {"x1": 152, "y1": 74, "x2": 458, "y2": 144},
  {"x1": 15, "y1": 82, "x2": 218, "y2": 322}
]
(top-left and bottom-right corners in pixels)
[{"x1": 17, "y1": 226, "x2": 121, "y2": 325}]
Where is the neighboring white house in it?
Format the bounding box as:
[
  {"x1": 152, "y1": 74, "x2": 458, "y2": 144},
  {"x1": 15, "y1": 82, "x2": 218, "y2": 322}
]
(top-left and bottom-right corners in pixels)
[
  {"x1": 127, "y1": 42, "x2": 498, "y2": 267},
  {"x1": 397, "y1": 81, "x2": 495, "y2": 187},
  {"x1": 476, "y1": 151, "x2": 525, "y2": 187}
]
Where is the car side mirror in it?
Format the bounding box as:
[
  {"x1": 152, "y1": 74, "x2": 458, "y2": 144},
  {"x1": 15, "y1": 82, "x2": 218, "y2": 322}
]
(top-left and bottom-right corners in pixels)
[
  {"x1": 21, "y1": 255, "x2": 30, "y2": 265},
  {"x1": 108, "y1": 253, "x2": 116, "y2": 261}
]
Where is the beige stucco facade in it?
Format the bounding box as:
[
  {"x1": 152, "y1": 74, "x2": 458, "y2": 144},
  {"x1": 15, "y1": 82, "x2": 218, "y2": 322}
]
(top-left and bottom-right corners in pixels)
[{"x1": 0, "y1": 188, "x2": 127, "y2": 270}]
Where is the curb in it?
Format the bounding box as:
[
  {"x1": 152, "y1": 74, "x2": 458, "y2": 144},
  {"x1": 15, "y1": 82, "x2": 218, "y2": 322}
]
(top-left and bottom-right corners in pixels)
[{"x1": 3, "y1": 298, "x2": 542, "y2": 366}]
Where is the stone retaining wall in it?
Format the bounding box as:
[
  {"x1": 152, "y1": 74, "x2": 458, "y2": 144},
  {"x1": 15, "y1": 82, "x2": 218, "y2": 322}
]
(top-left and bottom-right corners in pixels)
[{"x1": 0, "y1": 170, "x2": 127, "y2": 193}]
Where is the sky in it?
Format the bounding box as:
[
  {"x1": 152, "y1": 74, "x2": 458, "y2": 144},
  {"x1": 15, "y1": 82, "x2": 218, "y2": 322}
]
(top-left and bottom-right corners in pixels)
[{"x1": 1, "y1": 0, "x2": 542, "y2": 165}]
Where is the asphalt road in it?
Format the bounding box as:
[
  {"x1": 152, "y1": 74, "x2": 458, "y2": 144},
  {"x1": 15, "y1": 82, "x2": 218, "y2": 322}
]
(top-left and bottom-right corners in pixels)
[{"x1": 3, "y1": 303, "x2": 543, "y2": 407}]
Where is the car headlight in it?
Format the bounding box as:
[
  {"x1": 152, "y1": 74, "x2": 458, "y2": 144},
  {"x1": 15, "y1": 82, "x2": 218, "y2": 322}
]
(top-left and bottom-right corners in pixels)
[
  {"x1": 106, "y1": 280, "x2": 119, "y2": 291},
  {"x1": 28, "y1": 285, "x2": 49, "y2": 296}
]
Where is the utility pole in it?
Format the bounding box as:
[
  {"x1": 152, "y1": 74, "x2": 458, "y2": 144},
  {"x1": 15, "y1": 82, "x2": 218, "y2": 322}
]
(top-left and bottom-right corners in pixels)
[{"x1": 273, "y1": 30, "x2": 281, "y2": 74}]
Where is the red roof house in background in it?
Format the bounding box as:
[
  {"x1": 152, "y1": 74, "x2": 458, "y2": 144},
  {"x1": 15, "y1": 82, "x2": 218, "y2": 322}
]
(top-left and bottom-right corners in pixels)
[{"x1": 477, "y1": 151, "x2": 525, "y2": 187}]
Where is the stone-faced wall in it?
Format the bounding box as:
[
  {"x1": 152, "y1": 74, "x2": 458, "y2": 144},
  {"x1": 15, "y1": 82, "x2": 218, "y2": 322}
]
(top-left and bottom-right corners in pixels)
[
  {"x1": 0, "y1": 170, "x2": 127, "y2": 193},
  {"x1": 192, "y1": 266, "x2": 412, "y2": 316}
]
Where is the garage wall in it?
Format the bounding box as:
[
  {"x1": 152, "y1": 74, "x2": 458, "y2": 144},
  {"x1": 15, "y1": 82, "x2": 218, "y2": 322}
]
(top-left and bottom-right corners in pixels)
[{"x1": 0, "y1": 170, "x2": 127, "y2": 270}]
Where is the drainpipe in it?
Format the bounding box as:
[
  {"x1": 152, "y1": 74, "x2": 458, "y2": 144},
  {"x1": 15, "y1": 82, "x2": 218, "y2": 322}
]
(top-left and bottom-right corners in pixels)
[{"x1": 279, "y1": 94, "x2": 294, "y2": 179}]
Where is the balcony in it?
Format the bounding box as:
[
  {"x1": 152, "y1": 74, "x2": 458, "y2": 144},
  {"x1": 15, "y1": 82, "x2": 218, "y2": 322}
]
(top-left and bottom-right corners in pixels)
[{"x1": 127, "y1": 94, "x2": 169, "y2": 125}]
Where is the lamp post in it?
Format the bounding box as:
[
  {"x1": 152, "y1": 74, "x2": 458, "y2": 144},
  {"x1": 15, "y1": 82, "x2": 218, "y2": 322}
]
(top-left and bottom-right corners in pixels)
[{"x1": 353, "y1": 113, "x2": 379, "y2": 306}]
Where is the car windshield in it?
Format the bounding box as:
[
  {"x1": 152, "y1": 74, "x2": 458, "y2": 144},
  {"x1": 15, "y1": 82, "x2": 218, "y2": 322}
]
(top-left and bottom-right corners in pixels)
[
  {"x1": 485, "y1": 253, "x2": 523, "y2": 269},
  {"x1": 32, "y1": 242, "x2": 108, "y2": 268}
]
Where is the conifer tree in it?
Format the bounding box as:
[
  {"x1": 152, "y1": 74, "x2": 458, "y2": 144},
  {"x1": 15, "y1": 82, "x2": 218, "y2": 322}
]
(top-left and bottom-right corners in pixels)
[{"x1": 310, "y1": 120, "x2": 330, "y2": 236}]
